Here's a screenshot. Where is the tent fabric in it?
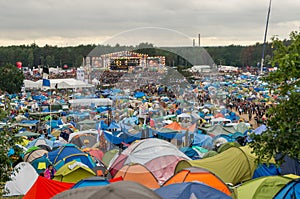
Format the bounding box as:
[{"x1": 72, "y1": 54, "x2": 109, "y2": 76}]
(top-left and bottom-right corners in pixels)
[
  {"x1": 102, "y1": 149, "x2": 119, "y2": 167},
  {"x1": 114, "y1": 163, "x2": 160, "y2": 189},
  {"x1": 69, "y1": 134, "x2": 98, "y2": 149},
  {"x1": 24, "y1": 148, "x2": 48, "y2": 163},
  {"x1": 274, "y1": 178, "x2": 300, "y2": 199},
  {"x1": 4, "y1": 162, "x2": 38, "y2": 196},
  {"x1": 23, "y1": 176, "x2": 74, "y2": 199},
  {"x1": 199, "y1": 124, "x2": 235, "y2": 136},
  {"x1": 164, "y1": 167, "x2": 231, "y2": 195},
  {"x1": 30, "y1": 155, "x2": 52, "y2": 174},
  {"x1": 53, "y1": 160, "x2": 96, "y2": 183},
  {"x1": 163, "y1": 122, "x2": 186, "y2": 131},
  {"x1": 48, "y1": 144, "x2": 95, "y2": 169},
  {"x1": 72, "y1": 176, "x2": 110, "y2": 188},
  {"x1": 52, "y1": 181, "x2": 162, "y2": 199},
  {"x1": 109, "y1": 138, "x2": 190, "y2": 184},
  {"x1": 234, "y1": 175, "x2": 292, "y2": 199},
  {"x1": 253, "y1": 164, "x2": 280, "y2": 179},
  {"x1": 155, "y1": 182, "x2": 231, "y2": 199},
  {"x1": 175, "y1": 146, "x2": 275, "y2": 185},
  {"x1": 279, "y1": 155, "x2": 300, "y2": 176}
]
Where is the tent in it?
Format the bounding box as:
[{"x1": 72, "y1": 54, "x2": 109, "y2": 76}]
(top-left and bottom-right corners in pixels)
[
  {"x1": 279, "y1": 155, "x2": 300, "y2": 176},
  {"x1": 155, "y1": 182, "x2": 231, "y2": 199},
  {"x1": 4, "y1": 162, "x2": 38, "y2": 196},
  {"x1": 31, "y1": 155, "x2": 52, "y2": 174},
  {"x1": 163, "y1": 121, "x2": 185, "y2": 131},
  {"x1": 77, "y1": 120, "x2": 97, "y2": 131},
  {"x1": 53, "y1": 160, "x2": 96, "y2": 183},
  {"x1": 109, "y1": 138, "x2": 190, "y2": 184},
  {"x1": 113, "y1": 163, "x2": 160, "y2": 189},
  {"x1": 48, "y1": 144, "x2": 96, "y2": 170},
  {"x1": 23, "y1": 176, "x2": 74, "y2": 199},
  {"x1": 234, "y1": 175, "x2": 292, "y2": 199},
  {"x1": 72, "y1": 176, "x2": 110, "y2": 188},
  {"x1": 175, "y1": 146, "x2": 276, "y2": 185},
  {"x1": 164, "y1": 167, "x2": 231, "y2": 196},
  {"x1": 26, "y1": 137, "x2": 54, "y2": 151},
  {"x1": 69, "y1": 132, "x2": 98, "y2": 149},
  {"x1": 102, "y1": 149, "x2": 119, "y2": 167},
  {"x1": 82, "y1": 148, "x2": 104, "y2": 161},
  {"x1": 274, "y1": 178, "x2": 300, "y2": 199},
  {"x1": 52, "y1": 181, "x2": 162, "y2": 199},
  {"x1": 199, "y1": 124, "x2": 235, "y2": 136},
  {"x1": 23, "y1": 147, "x2": 48, "y2": 163}
]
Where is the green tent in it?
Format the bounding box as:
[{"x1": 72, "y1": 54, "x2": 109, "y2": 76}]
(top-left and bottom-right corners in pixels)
[
  {"x1": 53, "y1": 160, "x2": 96, "y2": 183},
  {"x1": 234, "y1": 175, "x2": 292, "y2": 199},
  {"x1": 102, "y1": 149, "x2": 120, "y2": 167},
  {"x1": 175, "y1": 146, "x2": 275, "y2": 185}
]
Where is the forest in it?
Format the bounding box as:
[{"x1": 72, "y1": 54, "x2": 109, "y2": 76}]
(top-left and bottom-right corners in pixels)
[{"x1": 0, "y1": 42, "x2": 275, "y2": 69}]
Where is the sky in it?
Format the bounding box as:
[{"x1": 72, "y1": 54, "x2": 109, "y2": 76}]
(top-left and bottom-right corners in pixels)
[{"x1": 0, "y1": 0, "x2": 299, "y2": 47}]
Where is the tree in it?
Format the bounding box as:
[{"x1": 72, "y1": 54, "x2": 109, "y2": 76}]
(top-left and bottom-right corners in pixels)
[
  {"x1": 0, "y1": 98, "x2": 22, "y2": 195},
  {"x1": 0, "y1": 64, "x2": 25, "y2": 94},
  {"x1": 250, "y1": 31, "x2": 300, "y2": 164}
]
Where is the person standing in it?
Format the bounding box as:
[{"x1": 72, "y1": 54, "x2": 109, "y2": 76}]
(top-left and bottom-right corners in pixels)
[{"x1": 44, "y1": 164, "x2": 56, "y2": 179}]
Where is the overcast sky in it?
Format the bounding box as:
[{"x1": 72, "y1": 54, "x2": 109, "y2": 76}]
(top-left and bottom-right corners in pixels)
[{"x1": 0, "y1": 0, "x2": 299, "y2": 47}]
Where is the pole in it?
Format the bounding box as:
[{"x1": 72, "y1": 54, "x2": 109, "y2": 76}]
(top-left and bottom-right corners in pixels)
[{"x1": 260, "y1": 0, "x2": 272, "y2": 74}]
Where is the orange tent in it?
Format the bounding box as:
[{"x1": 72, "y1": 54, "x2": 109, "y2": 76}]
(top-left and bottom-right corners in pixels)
[
  {"x1": 23, "y1": 176, "x2": 74, "y2": 199},
  {"x1": 113, "y1": 163, "x2": 160, "y2": 189},
  {"x1": 163, "y1": 167, "x2": 231, "y2": 196},
  {"x1": 163, "y1": 122, "x2": 186, "y2": 131}
]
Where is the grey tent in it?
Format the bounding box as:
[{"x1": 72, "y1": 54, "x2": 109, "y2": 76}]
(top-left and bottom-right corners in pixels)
[{"x1": 52, "y1": 181, "x2": 162, "y2": 199}]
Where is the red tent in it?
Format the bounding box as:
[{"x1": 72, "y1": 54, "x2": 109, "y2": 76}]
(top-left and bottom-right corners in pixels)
[{"x1": 23, "y1": 176, "x2": 74, "y2": 199}]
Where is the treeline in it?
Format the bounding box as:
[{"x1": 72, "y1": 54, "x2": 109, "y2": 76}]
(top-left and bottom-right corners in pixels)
[{"x1": 0, "y1": 42, "x2": 275, "y2": 68}]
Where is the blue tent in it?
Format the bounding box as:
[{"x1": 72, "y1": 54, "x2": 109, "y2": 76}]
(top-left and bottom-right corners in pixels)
[
  {"x1": 155, "y1": 182, "x2": 231, "y2": 199},
  {"x1": 48, "y1": 144, "x2": 95, "y2": 170},
  {"x1": 279, "y1": 155, "x2": 300, "y2": 176},
  {"x1": 253, "y1": 164, "x2": 280, "y2": 179},
  {"x1": 134, "y1": 92, "x2": 145, "y2": 98},
  {"x1": 26, "y1": 137, "x2": 54, "y2": 151},
  {"x1": 192, "y1": 134, "x2": 213, "y2": 149},
  {"x1": 72, "y1": 176, "x2": 110, "y2": 188},
  {"x1": 274, "y1": 178, "x2": 300, "y2": 199},
  {"x1": 180, "y1": 147, "x2": 201, "y2": 160}
]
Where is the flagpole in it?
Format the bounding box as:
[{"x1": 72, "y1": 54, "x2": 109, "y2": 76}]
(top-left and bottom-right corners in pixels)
[{"x1": 260, "y1": 0, "x2": 272, "y2": 74}]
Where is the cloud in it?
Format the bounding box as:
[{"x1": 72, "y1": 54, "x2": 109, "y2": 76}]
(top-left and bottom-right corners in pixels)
[{"x1": 0, "y1": 0, "x2": 299, "y2": 46}]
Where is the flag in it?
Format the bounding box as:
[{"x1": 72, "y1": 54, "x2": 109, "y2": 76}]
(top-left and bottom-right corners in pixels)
[
  {"x1": 42, "y1": 79, "x2": 50, "y2": 87},
  {"x1": 43, "y1": 66, "x2": 49, "y2": 79}
]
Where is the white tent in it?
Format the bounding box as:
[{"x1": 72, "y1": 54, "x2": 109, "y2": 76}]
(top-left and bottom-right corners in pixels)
[
  {"x1": 4, "y1": 162, "x2": 38, "y2": 196},
  {"x1": 69, "y1": 98, "x2": 113, "y2": 107},
  {"x1": 23, "y1": 78, "x2": 94, "y2": 90}
]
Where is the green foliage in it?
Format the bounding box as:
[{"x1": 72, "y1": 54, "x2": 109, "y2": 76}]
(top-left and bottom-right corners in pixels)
[
  {"x1": 0, "y1": 64, "x2": 24, "y2": 94},
  {"x1": 0, "y1": 43, "x2": 273, "y2": 68},
  {"x1": 250, "y1": 31, "x2": 300, "y2": 164},
  {"x1": 0, "y1": 102, "x2": 22, "y2": 195}
]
